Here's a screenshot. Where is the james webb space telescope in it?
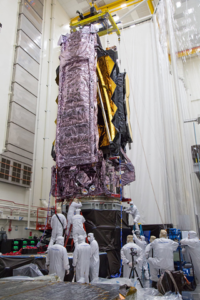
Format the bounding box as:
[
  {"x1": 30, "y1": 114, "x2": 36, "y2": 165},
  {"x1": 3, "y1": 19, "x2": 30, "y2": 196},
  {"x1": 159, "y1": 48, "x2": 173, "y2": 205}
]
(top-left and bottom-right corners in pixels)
[{"x1": 50, "y1": 1, "x2": 135, "y2": 201}]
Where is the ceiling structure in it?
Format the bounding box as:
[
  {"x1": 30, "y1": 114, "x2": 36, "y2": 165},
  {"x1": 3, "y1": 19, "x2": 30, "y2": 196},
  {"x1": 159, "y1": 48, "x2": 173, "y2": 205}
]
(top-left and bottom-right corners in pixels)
[
  {"x1": 58, "y1": 0, "x2": 158, "y2": 27},
  {"x1": 173, "y1": 0, "x2": 200, "y2": 53},
  {"x1": 57, "y1": 0, "x2": 200, "y2": 55}
]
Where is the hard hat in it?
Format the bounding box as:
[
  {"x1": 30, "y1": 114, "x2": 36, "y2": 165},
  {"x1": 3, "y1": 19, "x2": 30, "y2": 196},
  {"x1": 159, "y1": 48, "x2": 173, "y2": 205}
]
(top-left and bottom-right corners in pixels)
[
  {"x1": 188, "y1": 231, "x2": 197, "y2": 239},
  {"x1": 56, "y1": 236, "x2": 64, "y2": 245},
  {"x1": 127, "y1": 235, "x2": 133, "y2": 243},
  {"x1": 78, "y1": 235, "x2": 85, "y2": 244},
  {"x1": 56, "y1": 206, "x2": 62, "y2": 214},
  {"x1": 76, "y1": 208, "x2": 81, "y2": 214},
  {"x1": 159, "y1": 229, "x2": 167, "y2": 238},
  {"x1": 150, "y1": 236, "x2": 156, "y2": 243}
]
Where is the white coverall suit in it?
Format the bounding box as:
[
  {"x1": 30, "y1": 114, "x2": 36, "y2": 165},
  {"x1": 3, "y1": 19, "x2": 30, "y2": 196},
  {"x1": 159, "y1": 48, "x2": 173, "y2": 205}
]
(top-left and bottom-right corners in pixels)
[
  {"x1": 121, "y1": 242, "x2": 143, "y2": 278},
  {"x1": 88, "y1": 233, "x2": 99, "y2": 282},
  {"x1": 133, "y1": 234, "x2": 149, "y2": 279},
  {"x1": 145, "y1": 243, "x2": 153, "y2": 259},
  {"x1": 67, "y1": 201, "x2": 82, "y2": 234},
  {"x1": 73, "y1": 235, "x2": 91, "y2": 283},
  {"x1": 181, "y1": 231, "x2": 200, "y2": 284},
  {"x1": 125, "y1": 203, "x2": 140, "y2": 233},
  {"x1": 49, "y1": 213, "x2": 67, "y2": 248},
  {"x1": 46, "y1": 236, "x2": 70, "y2": 281},
  {"x1": 72, "y1": 212, "x2": 86, "y2": 246},
  {"x1": 147, "y1": 238, "x2": 178, "y2": 282}
]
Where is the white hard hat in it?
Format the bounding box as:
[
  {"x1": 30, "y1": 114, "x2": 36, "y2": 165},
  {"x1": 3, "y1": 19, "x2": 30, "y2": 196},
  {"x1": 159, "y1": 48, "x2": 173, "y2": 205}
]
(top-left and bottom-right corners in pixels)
[
  {"x1": 56, "y1": 236, "x2": 64, "y2": 246},
  {"x1": 88, "y1": 233, "x2": 94, "y2": 238},
  {"x1": 78, "y1": 235, "x2": 85, "y2": 244},
  {"x1": 188, "y1": 231, "x2": 197, "y2": 239}
]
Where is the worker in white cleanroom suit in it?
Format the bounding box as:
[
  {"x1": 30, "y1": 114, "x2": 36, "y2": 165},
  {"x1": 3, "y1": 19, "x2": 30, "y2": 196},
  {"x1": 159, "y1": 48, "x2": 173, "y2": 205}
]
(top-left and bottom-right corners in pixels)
[
  {"x1": 180, "y1": 231, "x2": 200, "y2": 284},
  {"x1": 147, "y1": 230, "x2": 178, "y2": 288},
  {"x1": 66, "y1": 198, "x2": 82, "y2": 235},
  {"x1": 48, "y1": 206, "x2": 67, "y2": 248},
  {"x1": 46, "y1": 236, "x2": 70, "y2": 281},
  {"x1": 88, "y1": 233, "x2": 99, "y2": 282},
  {"x1": 124, "y1": 201, "x2": 140, "y2": 234},
  {"x1": 121, "y1": 235, "x2": 143, "y2": 278},
  {"x1": 145, "y1": 236, "x2": 156, "y2": 259},
  {"x1": 73, "y1": 235, "x2": 91, "y2": 283},
  {"x1": 72, "y1": 209, "x2": 86, "y2": 247},
  {"x1": 133, "y1": 231, "x2": 149, "y2": 279}
]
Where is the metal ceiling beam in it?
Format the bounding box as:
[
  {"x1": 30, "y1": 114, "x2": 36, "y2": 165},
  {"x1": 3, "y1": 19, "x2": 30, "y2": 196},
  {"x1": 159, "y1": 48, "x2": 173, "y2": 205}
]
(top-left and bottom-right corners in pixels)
[
  {"x1": 177, "y1": 46, "x2": 200, "y2": 58},
  {"x1": 70, "y1": 10, "x2": 121, "y2": 37},
  {"x1": 147, "y1": 0, "x2": 154, "y2": 14},
  {"x1": 70, "y1": 0, "x2": 144, "y2": 23}
]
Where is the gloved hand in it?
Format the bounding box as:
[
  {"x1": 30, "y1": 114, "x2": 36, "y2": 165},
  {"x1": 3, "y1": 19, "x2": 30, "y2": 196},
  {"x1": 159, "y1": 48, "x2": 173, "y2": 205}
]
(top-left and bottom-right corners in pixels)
[
  {"x1": 66, "y1": 269, "x2": 70, "y2": 275},
  {"x1": 182, "y1": 248, "x2": 186, "y2": 254},
  {"x1": 132, "y1": 230, "x2": 135, "y2": 235},
  {"x1": 122, "y1": 260, "x2": 126, "y2": 266},
  {"x1": 128, "y1": 262, "x2": 132, "y2": 268}
]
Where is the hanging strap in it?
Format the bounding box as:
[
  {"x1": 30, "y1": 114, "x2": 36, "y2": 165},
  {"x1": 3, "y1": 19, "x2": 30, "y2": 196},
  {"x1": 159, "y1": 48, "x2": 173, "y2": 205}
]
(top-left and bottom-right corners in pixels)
[
  {"x1": 157, "y1": 273, "x2": 166, "y2": 294},
  {"x1": 55, "y1": 214, "x2": 65, "y2": 237},
  {"x1": 165, "y1": 270, "x2": 180, "y2": 294}
]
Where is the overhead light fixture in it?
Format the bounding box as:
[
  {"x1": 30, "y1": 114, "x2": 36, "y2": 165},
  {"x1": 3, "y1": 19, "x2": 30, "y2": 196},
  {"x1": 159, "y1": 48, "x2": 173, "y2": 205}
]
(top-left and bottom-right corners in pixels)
[
  {"x1": 130, "y1": 24, "x2": 136, "y2": 28},
  {"x1": 187, "y1": 8, "x2": 194, "y2": 14},
  {"x1": 121, "y1": 4, "x2": 127, "y2": 8},
  {"x1": 176, "y1": 2, "x2": 181, "y2": 8},
  {"x1": 62, "y1": 24, "x2": 70, "y2": 31}
]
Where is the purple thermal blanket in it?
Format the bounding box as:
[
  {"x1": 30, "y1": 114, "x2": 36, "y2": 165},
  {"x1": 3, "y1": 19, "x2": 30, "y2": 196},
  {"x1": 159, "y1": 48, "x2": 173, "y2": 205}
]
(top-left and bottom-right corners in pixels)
[{"x1": 56, "y1": 26, "x2": 99, "y2": 168}]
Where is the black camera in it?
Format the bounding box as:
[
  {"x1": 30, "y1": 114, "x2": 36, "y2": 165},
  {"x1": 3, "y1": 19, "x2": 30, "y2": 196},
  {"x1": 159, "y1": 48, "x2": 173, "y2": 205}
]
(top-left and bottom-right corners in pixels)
[{"x1": 130, "y1": 248, "x2": 137, "y2": 256}]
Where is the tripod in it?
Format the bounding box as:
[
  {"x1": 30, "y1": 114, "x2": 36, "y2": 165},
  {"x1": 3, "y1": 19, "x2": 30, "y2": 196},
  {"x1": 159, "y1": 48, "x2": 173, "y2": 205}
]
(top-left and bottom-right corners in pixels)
[{"x1": 129, "y1": 250, "x2": 143, "y2": 288}]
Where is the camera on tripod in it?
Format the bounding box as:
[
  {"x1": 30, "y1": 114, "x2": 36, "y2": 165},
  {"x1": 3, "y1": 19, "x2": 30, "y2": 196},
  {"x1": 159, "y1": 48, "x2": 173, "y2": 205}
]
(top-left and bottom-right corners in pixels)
[{"x1": 130, "y1": 248, "x2": 137, "y2": 256}]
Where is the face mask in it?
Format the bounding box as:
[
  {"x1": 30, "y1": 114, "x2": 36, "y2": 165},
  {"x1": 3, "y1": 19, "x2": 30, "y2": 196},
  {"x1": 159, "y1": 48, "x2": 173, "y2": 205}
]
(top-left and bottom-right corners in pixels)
[{"x1": 130, "y1": 204, "x2": 133, "y2": 208}]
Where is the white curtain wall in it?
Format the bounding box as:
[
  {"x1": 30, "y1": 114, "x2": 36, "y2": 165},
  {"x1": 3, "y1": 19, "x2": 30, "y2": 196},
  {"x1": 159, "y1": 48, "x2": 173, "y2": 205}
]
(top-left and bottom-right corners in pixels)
[{"x1": 103, "y1": 14, "x2": 197, "y2": 230}]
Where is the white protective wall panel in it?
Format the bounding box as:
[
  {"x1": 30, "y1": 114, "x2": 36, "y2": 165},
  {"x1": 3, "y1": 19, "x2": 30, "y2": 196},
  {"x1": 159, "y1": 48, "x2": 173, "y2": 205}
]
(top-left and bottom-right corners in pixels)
[
  {"x1": 17, "y1": 30, "x2": 41, "y2": 63},
  {"x1": 6, "y1": 123, "x2": 34, "y2": 154},
  {"x1": 15, "y1": 47, "x2": 39, "y2": 79},
  {"x1": 106, "y1": 23, "x2": 166, "y2": 225},
  {"x1": 12, "y1": 83, "x2": 37, "y2": 114},
  {"x1": 13, "y1": 65, "x2": 38, "y2": 96},
  {"x1": 183, "y1": 57, "x2": 200, "y2": 101},
  {"x1": 6, "y1": 144, "x2": 33, "y2": 161},
  {"x1": 26, "y1": 0, "x2": 43, "y2": 19},
  {"x1": 9, "y1": 102, "x2": 36, "y2": 133},
  {"x1": 18, "y1": 14, "x2": 42, "y2": 48},
  {"x1": 3, "y1": 150, "x2": 32, "y2": 166},
  {"x1": 20, "y1": 0, "x2": 43, "y2": 33}
]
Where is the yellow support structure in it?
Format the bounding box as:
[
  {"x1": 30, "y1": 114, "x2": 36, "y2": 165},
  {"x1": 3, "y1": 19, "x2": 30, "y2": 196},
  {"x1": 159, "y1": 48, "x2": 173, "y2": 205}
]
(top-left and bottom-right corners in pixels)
[
  {"x1": 97, "y1": 63, "x2": 116, "y2": 141},
  {"x1": 71, "y1": 0, "x2": 144, "y2": 24},
  {"x1": 70, "y1": 10, "x2": 120, "y2": 38},
  {"x1": 147, "y1": 0, "x2": 154, "y2": 14}
]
